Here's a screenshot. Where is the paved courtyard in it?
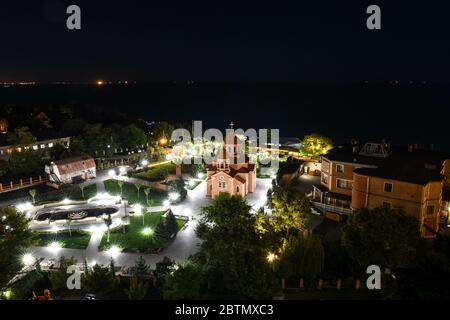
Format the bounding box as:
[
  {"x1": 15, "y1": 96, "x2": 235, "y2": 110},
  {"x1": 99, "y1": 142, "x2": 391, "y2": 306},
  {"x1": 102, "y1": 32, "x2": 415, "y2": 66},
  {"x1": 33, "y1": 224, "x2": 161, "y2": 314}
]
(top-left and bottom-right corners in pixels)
[{"x1": 29, "y1": 178, "x2": 273, "y2": 269}]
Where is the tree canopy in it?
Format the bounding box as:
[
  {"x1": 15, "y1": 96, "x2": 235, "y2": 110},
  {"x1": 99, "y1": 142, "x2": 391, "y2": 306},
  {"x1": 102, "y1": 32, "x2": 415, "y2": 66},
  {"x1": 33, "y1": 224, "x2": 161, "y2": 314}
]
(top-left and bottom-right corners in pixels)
[
  {"x1": 299, "y1": 133, "x2": 333, "y2": 159},
  {"x1": 341, "y1": 206, "x2": 420, "y2": 271},
  {"x1": 0, "y1": 207, "x2": 36, "y2": 289}
]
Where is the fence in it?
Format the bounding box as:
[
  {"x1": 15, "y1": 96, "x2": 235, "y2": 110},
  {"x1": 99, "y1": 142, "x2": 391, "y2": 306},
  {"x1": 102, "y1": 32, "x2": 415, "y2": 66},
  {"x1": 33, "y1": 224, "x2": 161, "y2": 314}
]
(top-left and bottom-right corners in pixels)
[
  {"x1": 0, "y1": 176, "x2": 46, "y2": 194},
  {"x1": 311, "y1": 201, "x2": 352, "y2": 215}
]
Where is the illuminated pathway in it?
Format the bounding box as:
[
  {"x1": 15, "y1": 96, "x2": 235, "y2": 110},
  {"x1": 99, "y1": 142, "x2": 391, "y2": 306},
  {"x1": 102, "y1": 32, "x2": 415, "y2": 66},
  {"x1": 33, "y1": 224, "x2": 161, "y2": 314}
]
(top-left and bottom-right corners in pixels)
[{"x1": 30, "y1": 178, "x2": 273, "y2": 269}]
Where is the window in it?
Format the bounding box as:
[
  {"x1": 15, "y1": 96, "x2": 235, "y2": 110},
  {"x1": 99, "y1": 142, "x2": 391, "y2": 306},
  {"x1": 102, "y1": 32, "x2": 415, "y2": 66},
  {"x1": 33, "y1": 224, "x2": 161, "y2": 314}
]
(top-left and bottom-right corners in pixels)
[
  {"x1": 321, "y1": 173, "x2": 329, "y2": 185},
  {"x1": 48, "y1": 143, "x2": 54, "y2": 148},
  {"x1": 322, "y1": 160, "x2": 330, "y2": 173},
  {"x1": 40, "y1": 144, "x2": 46, "y2": 149},
  {"x1": 236, "y1": 186, "x2": 240, "y2": 193},
  {"x1": 337, "y1": 179, "x2": 346, "y2": 189},
  {"x1": 336, "y1": 164, "x2": 344, "y2": 173},
  {"x1": 384, "y1": 182, "x2": 393, "y2": 193},
  {"x1": 426, "y1": 205, "x2": 435, "y2": 215},
  {"x1": 33, "y1": 145, "x2": 38, "y2": 150},
  {"x1": 218, "y1": 176, "x2": 226, "y2": 189}
]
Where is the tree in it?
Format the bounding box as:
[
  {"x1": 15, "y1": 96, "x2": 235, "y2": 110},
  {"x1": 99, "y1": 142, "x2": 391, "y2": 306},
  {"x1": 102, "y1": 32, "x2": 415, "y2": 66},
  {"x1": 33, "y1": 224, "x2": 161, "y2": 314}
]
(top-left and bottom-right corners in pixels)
[
  {"x1": 165, "y1": 209, "x2": 179, "y2": 236},
  {"x1": 163, "y1": 263, "x2": 203, "y2": 300},
  {"x1": 126, "y1": 276, "x2": 149, "y2": 300},
  {"x1": 49, "y1": 143, "x2": 69, "y2": 160},
  {"x1": 135, "y1": 184, "x2": 141, "y2": 200},
  {"x1": 49, "y1": 256, "x2": 78, "y2": 291},
  {"x1": 194, "y1": 193, "x2": 279, "y2": 299},
  {"x1": 82, "y1": 264, "x2": 118, "y2": 298},
  {"x1": 79, "y1": 185, "x2": 85, "y2": 199},
  {"x1": 299, "y1": 133, "x2": 333, "y2": 159},
  {"x1": 0, "y1": 207, "x2": 36, "y2": 289},
  {"x1": 155, "y1": 257, "x2": 175, "y2": 278},
  {"x1": 270, "y1": 188, "x2": 310, "y2": 238},
  {"x1": 168, "y1": 178, "x2": 187, "y2": 203},
  {"x1": 6, "y1": 126, "x2": 34, "y2": 146},
  {"x1": 143, "y1": 188, "x2": 150, "y2": 206},
  {"x1": 342, "y1": 206, "x2": 420, "y2": 273},
  {"x1": 66, "y1": 219, "x2": 73, "y2": 237},
  {"x1": 103, "y1": 214, "x2": 113, "y2": 243},
  {"x1": 117, "y1": 180, "x2": 124, "y2": 197},
  {"x1": 278, "y1": 231, "x2": 324, "y2": 285},
  {"x1": 29, "y1": 189, "x2": 36, "y2": 204},
  {"x1": 154, "y1": 220, "x2": 170, "y2": 244},
  {"x1": 133, "y1": 256, "x2": 150, "y2": 278}
]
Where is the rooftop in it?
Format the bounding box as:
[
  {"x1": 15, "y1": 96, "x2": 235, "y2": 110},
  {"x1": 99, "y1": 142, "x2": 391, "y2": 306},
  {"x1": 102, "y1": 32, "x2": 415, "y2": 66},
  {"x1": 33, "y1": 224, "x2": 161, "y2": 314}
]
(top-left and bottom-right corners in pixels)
[{"x1": 325, "y1": 142, "x2": 450, "y2": 185}]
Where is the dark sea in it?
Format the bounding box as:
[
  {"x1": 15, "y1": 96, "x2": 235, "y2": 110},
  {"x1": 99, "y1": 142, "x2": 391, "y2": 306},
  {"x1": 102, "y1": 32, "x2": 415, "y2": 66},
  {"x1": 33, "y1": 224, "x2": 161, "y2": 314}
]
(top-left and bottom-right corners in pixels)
[{"x1": 1, "y1": 82, "x2": 449, "y2": 151}]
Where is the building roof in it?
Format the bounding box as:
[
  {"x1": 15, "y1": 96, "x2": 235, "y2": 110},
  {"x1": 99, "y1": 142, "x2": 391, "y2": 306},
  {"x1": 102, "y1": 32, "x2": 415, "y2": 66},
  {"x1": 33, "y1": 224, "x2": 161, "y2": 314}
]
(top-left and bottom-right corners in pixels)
[
  {"x1": 325, "y1": 142, "x2": 450, "y2": 186},
  {"x1": 52, "y1": 156, "x2": 96, "y2": 175},
  {"x1": 353, "y1": 166, "x2": 443, "y2": 185}
]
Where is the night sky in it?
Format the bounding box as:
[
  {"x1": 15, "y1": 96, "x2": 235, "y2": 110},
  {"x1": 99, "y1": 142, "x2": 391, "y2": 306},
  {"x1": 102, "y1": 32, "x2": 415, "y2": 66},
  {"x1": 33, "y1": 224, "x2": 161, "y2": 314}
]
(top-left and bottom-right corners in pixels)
[
  {"x1": 1, "y1": 1, "x2": 450, "y2": 150},
  {"x1": 1, "y1": 0, "x2": 450, "y2": 82}
]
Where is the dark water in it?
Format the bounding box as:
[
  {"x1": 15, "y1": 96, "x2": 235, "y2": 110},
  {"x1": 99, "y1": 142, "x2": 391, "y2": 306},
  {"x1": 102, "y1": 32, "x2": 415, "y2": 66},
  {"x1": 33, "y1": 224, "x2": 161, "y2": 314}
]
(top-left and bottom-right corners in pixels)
[
  {"x1": 35, "y1": 206, "x2": 118, "y2": 222},
  {"x1": 1, "y1": 82, "x2": 449, "y2": 150}
]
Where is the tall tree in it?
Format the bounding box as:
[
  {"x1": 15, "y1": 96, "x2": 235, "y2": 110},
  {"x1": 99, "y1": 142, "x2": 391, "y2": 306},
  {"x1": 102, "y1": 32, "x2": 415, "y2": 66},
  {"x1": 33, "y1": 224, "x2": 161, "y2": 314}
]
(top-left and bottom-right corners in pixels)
[
  {"x1": 126, "y1": 276, "x2": 149, "y2": 300},
  {"x1": 133, "y1": 256, "x2": 150, "y2": 278},
  {"x1": 341, "y1": 206, "x2": 420, "y2": 272},
  {"x1": 165, "y1": 209, "x2": 179, "y2": 236},
  {"x1": 82, "y1": 264, "x2": 118, "y2": 298},
  {"x1": 163, "y1": 263, "x2": 203, "y2": 300},
  {"x1": 194, "y1": 193, "x2": 279, "y2": 299},
  {"x1": 0, "y1": 207, "x2": 36, "y2": 289},
  {"x1": 299, "y1": 133, "x2": 333, "y2": 159},
  {"x1": 270, "y1": 188, "x2": 310, "y2": 238},
  {"x1": 49, "y1": 256, "x2": 78, "y2": 291},
  {"x1": 28, "y1": 189, "x2": 36, "y2": 204}
]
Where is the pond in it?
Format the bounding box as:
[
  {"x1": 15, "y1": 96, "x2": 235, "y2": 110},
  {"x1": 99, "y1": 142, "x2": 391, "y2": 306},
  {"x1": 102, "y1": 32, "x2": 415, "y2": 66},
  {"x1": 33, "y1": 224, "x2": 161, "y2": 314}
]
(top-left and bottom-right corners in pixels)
[{"x1": 34, "y1": 206, "x2": 119, "y2": 222}]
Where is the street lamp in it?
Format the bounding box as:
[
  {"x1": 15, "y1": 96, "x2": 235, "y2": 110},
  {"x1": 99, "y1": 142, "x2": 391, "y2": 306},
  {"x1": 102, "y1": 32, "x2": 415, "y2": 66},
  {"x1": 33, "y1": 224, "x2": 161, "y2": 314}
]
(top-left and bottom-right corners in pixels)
[
  {"x1": 48, "y1": 242, "x2": 62, "y2": 253},
  {"x1": 106, "y1": 245, "x2": 121, "y2": 258},
  {"x1": 266, "y1": 252, "x2": 277, "y2": 264},
  {"x1": 141, "y1": 159, "x2": 148, "y2": 166},
  {"x1": 169, "y1": 192, "x2": 180, "y2": 202},
  {"x1": 22, "y1": 253, "x2": 35, "y2": 267},
  {"x1": 108, "y1": 169, "x2": 116, "y2": 177},
  {"x1": 142, "y1": 227, "x2": 153, "y2": 236}
]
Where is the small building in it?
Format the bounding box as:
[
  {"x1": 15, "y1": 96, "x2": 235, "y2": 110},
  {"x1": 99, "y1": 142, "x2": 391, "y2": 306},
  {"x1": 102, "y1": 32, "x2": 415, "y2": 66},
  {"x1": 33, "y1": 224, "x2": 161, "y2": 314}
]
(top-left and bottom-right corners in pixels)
[{"x1": 45, "y1": 156, "x2": 96, "y2": 185}]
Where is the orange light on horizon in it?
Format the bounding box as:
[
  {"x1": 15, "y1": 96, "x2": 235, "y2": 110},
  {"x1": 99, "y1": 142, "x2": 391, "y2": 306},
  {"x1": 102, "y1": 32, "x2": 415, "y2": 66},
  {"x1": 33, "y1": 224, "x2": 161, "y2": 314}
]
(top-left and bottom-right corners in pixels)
[{"x1": 96, "y1": 80, "x2": 104, "y2": 86}]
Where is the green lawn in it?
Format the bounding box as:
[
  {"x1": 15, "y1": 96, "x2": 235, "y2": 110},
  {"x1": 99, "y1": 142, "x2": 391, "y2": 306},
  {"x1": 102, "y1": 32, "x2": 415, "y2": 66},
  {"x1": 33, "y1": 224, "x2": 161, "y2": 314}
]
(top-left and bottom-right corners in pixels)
[
  {"x1": 99, "y1": 211, "x2": 186, "y2": 254},
  {"x1": 36, "y1": 230, "x2": 92, "y2": 249},
  {"x1": 133, "y1": 162, "x2": 176, "y2": 182},
  {"x1": 186, "y1": 179, "x2": 202, "y2": 190},
  {"x1": 103, "y1": 179, "x2": 167, "y2": 206},
  {"x1": 35, "y1": 184, "x2": 98, "y2": 205}
]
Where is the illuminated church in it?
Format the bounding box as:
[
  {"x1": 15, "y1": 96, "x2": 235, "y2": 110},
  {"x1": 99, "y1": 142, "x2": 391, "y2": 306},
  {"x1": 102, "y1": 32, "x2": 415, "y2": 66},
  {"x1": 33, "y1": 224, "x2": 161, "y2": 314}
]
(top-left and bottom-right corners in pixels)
[{"x1": 206, "y1": 123, "x2": 256, "y2": 198}]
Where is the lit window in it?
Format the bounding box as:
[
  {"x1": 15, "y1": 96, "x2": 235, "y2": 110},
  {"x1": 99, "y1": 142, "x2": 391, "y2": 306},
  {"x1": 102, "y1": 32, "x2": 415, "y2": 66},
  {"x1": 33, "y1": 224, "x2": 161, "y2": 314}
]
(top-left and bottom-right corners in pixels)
[
  {"x1": 384, "y1": 182, "x2": 393, "y2": 193},
  {"x1": 337, "y1": 179, "x2": 346, "y2": 189},
  {"x1": 48, "y1": 143, "x2": 54, "y2": 148},
  {"x1": 321, "y1": 173, "x2": 329, "y2": 185},
  {"x1": 33, "y1": 145, "x2": 38, "y2": 150},
  {"x1": 40, "y1": 144, "x2": 46, "y2": 149}
]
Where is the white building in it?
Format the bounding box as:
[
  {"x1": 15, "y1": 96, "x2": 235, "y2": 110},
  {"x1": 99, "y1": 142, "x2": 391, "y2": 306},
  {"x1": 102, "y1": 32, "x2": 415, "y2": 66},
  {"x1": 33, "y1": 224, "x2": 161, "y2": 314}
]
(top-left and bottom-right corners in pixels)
[{"x1": 45, "y1": 156, "x2": 96, "y2": 184}]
